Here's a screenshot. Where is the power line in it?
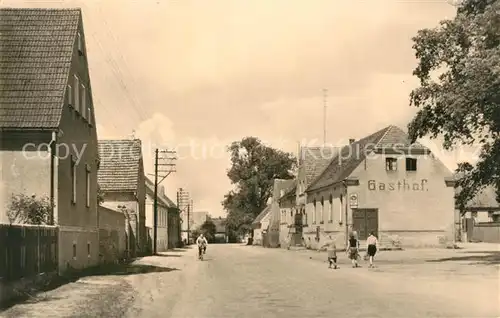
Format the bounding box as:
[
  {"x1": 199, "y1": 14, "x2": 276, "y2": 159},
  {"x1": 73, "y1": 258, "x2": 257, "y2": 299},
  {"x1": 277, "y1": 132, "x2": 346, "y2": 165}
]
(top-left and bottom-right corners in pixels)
[{"x1": 152, "y1": 148, "x2": 177, "y2": 255}]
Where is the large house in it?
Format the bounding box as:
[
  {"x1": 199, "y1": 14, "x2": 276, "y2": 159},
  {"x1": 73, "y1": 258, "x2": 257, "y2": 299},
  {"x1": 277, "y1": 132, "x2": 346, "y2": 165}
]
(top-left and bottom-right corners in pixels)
[
  {"x1": 98, "y1": 139, "x2": 147, "y2": 257},
  {"x1": 145, "y1": 177, "x2": 176, "y2": 252},
  {"x1": 0, "y1": 8, "x2": 100, "y2": 271},
  {"x1": 299, "y1": 125, "x2": 455, "y2": 249}
]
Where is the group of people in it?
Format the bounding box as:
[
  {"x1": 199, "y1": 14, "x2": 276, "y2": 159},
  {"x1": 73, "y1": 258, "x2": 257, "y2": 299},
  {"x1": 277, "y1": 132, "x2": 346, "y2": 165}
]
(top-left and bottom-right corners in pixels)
[{"x1": 320, "y1": 231, "x2": 378, "y2": 269}]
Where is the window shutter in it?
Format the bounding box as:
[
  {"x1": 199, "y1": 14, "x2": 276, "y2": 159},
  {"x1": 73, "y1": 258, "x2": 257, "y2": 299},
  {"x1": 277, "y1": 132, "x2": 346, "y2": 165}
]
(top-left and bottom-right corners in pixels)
[
  {"x1": 81, "y1": 84, "x2": 86, "y2": 120},
  {"x1": 73, "y1": 75, "x2": 80, "y2": 113}
]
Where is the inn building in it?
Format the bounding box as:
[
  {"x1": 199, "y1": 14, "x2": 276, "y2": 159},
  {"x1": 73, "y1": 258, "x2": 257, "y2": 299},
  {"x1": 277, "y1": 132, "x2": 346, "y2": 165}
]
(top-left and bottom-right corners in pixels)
[{"x1": 282, "y1": 125, "x2": 456, "y2": 249}]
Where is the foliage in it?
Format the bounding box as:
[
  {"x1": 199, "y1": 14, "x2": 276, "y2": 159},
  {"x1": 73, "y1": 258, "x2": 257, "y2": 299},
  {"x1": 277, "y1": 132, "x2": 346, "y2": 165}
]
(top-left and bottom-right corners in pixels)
[
  {"x1": 407, "y1": 0, "x2": 500, "y2": 208},
  {"x1": 97, "y1": 183, "x2": 105, "y2": 205},
  {"x1": 222, "y1": 137, "x2": 296, "y2": 236},
  {"x1": 7, "y1": 193, "x2": 53, "y2": 225},
  {"x1": 198, "y1": 219, "x2": 217, "y2": 242}
]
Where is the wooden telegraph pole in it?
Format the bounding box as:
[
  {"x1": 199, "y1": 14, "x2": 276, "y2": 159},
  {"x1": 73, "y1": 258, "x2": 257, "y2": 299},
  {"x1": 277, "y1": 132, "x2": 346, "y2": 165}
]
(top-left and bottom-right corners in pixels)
[{"x1": 152, "y1": 148, "x2": 177, "y2": 255}]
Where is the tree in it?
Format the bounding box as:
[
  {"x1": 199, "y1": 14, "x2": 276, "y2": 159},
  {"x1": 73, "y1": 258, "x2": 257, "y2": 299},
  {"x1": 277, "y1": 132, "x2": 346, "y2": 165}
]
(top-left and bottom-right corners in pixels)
[
  {"x1": 199, "y1": 219, "x2": 217, "y2": 242},
  {"x1": 407, "y1": 0, "x2": 500, "y2": 209},
  {"x1": 222, "y1": 137, "x2": 296, "y2": 238},
  {"x1": 7, "y1": 193, "x2": 53, "y2": 225}
]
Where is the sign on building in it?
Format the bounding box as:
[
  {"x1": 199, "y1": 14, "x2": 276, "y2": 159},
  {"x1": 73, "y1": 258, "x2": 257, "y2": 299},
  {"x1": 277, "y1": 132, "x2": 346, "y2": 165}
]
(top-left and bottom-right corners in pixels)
[{"x1": 349, "y1": 193, "x2": 358, "y2": 208}]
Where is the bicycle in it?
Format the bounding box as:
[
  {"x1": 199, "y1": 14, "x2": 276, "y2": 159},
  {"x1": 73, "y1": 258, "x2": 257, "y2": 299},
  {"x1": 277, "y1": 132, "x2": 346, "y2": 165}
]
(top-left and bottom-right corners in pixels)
[{"x1": 198, "y1": 245, "x2": 206, "y2": 260}]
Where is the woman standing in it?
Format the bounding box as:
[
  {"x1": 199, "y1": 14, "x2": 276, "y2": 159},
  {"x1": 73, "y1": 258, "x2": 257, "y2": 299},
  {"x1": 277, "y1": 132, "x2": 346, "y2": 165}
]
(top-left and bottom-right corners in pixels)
[{"x1": 347, "y1": 231, "x2": 360, "y2": 268}]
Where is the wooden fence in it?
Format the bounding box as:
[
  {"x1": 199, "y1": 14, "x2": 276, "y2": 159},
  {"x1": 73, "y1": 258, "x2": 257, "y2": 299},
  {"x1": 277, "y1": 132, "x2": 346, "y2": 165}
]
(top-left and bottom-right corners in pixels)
[{"x1": 0, "y1": 224, "x2": 58, "y2": 281}]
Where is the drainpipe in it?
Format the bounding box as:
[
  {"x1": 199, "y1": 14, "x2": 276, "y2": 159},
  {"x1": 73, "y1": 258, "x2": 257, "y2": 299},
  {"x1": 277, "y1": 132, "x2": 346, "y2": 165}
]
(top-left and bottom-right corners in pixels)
[
  {"x1": 49, "y1": 131, "x2": 57, "y2": 225},
  {"x1": 343, "y1": 180, "x2": 348, "y2": 249}
]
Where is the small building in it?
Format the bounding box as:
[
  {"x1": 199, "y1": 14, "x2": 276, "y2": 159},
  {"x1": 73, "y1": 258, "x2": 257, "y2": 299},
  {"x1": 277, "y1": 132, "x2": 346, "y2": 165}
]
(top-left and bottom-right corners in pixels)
[
  {"x1": 267, "y1": 179, "x2": 296, "y2": 248},
  {"x1": 98, "y1": 139, "x2": 147, "y2": 257},
  {"x1": 456, "y1": 184, "x2": 500, "y2": 243},
  {"x1": 252, "y1": 205, "x2": 272, "y2": 246},
  {"x1": 98, "y1": 205, "x2": 127, "y2": 263},
  {"x1": 211, "y1": 217, "x2": 228, "y2": 243},
  {"x1": 145, "y1": 177, "x2": 175, "y2": 253},
  {"x1": 303, "y1": 125, "x2": 455, "y2": 249},
  {"x1": 0, "y1": 8, "x2": 100, "y2": 272}
]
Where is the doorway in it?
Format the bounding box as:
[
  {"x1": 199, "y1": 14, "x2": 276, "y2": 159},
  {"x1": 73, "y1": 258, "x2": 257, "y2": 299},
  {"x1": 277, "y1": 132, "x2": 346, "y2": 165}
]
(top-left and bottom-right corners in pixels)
[{"x1": 352, "y1": 208, "x2": 378, "y2": 240}]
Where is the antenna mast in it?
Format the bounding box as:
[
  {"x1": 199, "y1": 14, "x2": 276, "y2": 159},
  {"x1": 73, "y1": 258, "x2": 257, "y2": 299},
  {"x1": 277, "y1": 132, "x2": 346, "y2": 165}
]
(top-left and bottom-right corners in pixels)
[{"x1": 323, "y1": 89, "x2": 328, "y2": 145}]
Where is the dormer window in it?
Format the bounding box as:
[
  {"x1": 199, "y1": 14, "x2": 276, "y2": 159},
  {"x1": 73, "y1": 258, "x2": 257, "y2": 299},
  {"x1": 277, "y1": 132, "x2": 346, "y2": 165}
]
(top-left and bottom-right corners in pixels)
[
  {"x1": 77, "y1": 32, "x2": 83, "y2": 56},
  {"x1": 385, "y1": 157, "x2": 397, "y2": 171},
  {"x1": 73, "y1": 75, "x2": 80, "y2": 113}
]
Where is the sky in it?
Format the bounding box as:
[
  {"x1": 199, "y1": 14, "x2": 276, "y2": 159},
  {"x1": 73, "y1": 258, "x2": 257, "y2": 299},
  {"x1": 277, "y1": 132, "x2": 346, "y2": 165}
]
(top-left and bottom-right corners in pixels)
[{"x1": 5, "y1": 0, "x2": 479, "y2": 217}]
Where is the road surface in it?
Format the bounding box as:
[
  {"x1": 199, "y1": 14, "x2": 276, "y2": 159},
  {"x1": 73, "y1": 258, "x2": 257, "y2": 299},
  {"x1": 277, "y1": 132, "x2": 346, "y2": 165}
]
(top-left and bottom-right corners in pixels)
[{"x1": 2, "y1": 244, "x2": 499, "y2": 317}]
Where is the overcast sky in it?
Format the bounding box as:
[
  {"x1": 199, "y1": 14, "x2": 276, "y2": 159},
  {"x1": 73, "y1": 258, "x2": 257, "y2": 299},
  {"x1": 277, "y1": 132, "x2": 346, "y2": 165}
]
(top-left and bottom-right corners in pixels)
[{"x1": 6, "y1": 0, "x2": 477, "y2": 216}]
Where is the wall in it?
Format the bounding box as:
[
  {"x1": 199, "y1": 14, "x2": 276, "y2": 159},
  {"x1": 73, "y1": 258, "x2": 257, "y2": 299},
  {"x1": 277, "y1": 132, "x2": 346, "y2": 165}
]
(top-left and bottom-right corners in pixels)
[
  {"x1": 55, "y1": 14, "x2": 100, "y2": 272},
  {"x1": 168, "y1": 207, "x2": 181, "y2": 248},
  {"x1": 0, "y1": 147, "x2": 51, "y2": 224},
  {"x1": 145, "y1": 194, "x2": 168, "y2": 252},
  {"x1": 98, "y1": 205, "x2": 126, "y2": 263},
  {"x1": 305, "y1": 151, "x2": 455, "y2": 249},
  {"x1": 136, "y1": 160, "x2": 147, "y2": 254}
]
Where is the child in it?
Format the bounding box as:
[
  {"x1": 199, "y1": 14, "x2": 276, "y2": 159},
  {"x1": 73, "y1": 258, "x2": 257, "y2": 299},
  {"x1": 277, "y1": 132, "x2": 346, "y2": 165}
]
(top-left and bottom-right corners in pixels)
[
  {"x1": 320, "y1": 235, "x2": 338, "y2": 269},
  {"x1": 347, "y1": 231, "x2": 360, "y2": 268}
]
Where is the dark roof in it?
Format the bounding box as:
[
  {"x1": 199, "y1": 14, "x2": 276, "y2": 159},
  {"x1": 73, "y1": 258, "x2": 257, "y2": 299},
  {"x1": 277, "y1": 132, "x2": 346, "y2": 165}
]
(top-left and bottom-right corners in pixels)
[
  {"x1": 97, "y1": 139, "x2": 143, "y2": 192},
  {"x1": 280, "y1": 179, "x2": 298, "y2": 201},
  {"x1": 144, "y1": 177, "x2": 176, "y2": 208},
  {"x1": 307, "y1": 125, "x2": 426, "y2": 192},
  {"x1": 301, "y1": 147, "x2": 339, "y2": 187},
  {"x1": 252, "y1": 205, "x2": 271, "y2": 225},
  {"x1": 0, "y1": 8, "x2": 81, "y2": 129}
]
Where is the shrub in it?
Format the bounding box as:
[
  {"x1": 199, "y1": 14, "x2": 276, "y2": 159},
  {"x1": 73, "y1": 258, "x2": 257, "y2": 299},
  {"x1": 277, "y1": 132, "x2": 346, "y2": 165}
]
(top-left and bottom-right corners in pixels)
[{"x1": 7, "y1": 193, "x2": 53, "y2": 225}]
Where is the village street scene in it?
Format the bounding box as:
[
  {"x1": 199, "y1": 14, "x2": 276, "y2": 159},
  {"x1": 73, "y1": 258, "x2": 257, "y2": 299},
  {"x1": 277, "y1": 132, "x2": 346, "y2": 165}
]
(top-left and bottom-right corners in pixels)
[{"x1": 0, "y1": 0, "x2": 499, "y2": 317}]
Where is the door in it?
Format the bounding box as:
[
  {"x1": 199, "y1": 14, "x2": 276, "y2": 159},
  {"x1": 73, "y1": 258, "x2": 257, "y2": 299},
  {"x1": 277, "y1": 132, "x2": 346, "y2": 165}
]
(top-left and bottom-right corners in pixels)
[{"x1": 352, "y1": 209, "x2": 378, "y2": 240}]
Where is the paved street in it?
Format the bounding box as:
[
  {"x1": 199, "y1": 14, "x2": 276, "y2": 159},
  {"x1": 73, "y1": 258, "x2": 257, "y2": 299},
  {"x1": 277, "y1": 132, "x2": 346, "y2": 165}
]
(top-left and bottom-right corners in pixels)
[{"x1": 2, "y1": 244, "x2": 499, "y2": 318}]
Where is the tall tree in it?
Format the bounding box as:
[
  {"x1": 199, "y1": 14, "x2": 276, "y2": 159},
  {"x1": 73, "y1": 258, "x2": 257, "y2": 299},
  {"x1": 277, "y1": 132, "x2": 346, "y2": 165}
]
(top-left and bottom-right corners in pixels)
[
  {"x1": 408, "y1": 0, "x2": 500, "y2": 209},
  {"x1": 222, "y1": 137, "x2": 296, "y2": 236}
]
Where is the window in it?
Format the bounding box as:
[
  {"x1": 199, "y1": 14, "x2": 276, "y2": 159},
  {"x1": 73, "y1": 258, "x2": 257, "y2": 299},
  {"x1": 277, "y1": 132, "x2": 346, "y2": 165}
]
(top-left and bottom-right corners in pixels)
[
  {"x1": 77, "y1": 32, "x2": 83, "y2": 55},
  {"x1": 312, "y1": 199, "x2": 317, "y2": 224},
  {"x1": 72, "y1": 241, "x2": 77, "y2": 260},
  {"x1": 67, "y1": 85, "x2": 73, "y2": 107},
  {"x1": 71, "y1": 156, "x2": 77, "y2": 204},
  {"x1": 86, "y1": 164, "x2": 91, "y2": 207},
  {"x1": 87, "y1": 242, "x2": 91, "y2": 258},
  {"x1": 406, "y1": 158, "x2": 417, "y2": 171},
  {"x1": 73, "y1": 75, "x2": 80, "y2": 113},
  {"x1": 329, "y1": 194, "x2": 333, "y2": 222},
  {"x1": 386, "y1": 157, "x2": 397, "y2": 171},
  {"x1": 320, "y1": 197, "x2": 324, "y2": 224},
  {"x1": 81, "y1": 84, "x2": 87, "y2": 120},
  {"x1": 88, "y1": 107, "x2": 92, "y2": 126}
]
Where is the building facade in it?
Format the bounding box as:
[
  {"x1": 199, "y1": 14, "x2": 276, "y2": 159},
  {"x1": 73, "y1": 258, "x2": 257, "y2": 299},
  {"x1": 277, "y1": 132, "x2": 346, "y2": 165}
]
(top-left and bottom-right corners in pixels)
[
  {"x1": 266, "y1": 179, "x2": 295, "y2": 248},
  {"x1": 304, "y1": 125, "x2": 455, "y2": 249},
  {"x1": 145, "y1": 177, "x2": 172, "y2": 252},
  {"x1": 98, "y1": 139, "x2": 147, "y2": 257},
  {"x1": 252, "y1": 205, "x2": 271, "y2": 246},
  {"x1": 0, "y1": 8, "x2": 100, "y2": 272}
]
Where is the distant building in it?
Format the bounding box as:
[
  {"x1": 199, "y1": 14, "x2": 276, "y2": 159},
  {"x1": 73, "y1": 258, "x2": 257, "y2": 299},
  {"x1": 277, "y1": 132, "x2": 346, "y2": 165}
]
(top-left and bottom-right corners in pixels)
[
  {"x1": 98, "y1": 139, "x2": 147, "y2": 257},
  {"x1": 192, "y1": 211, "x2": 209, "y2": 230},
  {"x1": 211, "y1": 217, "x2": 228, "y2": 243}
]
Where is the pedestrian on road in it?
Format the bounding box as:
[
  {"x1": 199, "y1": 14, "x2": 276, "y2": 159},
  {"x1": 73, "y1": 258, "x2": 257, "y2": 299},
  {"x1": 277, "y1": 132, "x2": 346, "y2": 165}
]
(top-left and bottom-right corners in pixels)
[
  {"x1": 196, "y1": 234, "x2": 208, "y2": 259},
  {"x1": 320, "y1": 235, "x2": 338, "y2": 269},
  {"x1": 347, "y1": 231, "x2": 360, "y2": 268},
  {"x1": 366, "y1": 232, "x2": 378, "y2": 268}
]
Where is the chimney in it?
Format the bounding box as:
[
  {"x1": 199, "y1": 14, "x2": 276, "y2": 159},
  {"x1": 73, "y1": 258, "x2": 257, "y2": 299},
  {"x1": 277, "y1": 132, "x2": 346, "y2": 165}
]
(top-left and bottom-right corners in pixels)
[{"x1": 349, "y1": 139, "x2": 355, "y2": 144}]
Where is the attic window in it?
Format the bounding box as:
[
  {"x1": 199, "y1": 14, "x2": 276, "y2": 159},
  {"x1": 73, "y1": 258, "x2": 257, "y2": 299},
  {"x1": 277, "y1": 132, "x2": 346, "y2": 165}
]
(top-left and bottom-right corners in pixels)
[
  {"x1": 385, "y1": 157, "x2": 397, "y2": 171},
  {"x1": 67, "y1": 85, "x2": 73, "y2": 107},
  {"x1": 77, "y1": 32, "x2": 83, "y2": 56},
  {"x1": 406, "y1": 158, "x2": 417, "y2": 171}
]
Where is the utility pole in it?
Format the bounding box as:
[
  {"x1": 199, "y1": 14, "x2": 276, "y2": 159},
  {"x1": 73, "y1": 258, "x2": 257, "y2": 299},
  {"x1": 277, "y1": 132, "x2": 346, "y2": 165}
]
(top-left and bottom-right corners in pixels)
[
  {"x1": 151, "y1": 148, "x2": 177, "y2": 255},
  {"x1": 177, "y1": 188, "x2": 191, "y2": 244}
]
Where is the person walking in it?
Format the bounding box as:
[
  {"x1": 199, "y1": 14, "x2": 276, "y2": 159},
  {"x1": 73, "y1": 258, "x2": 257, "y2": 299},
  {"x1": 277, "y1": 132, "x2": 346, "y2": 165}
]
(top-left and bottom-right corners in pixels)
[
  {"x1": 320, "y1": 235, "x2": 338, "y2": 269},
  {"x1": 366, "y1": 232, "x2": 378, "y2": 268},
  {"x1": 347, "y1": 231, "x2": 360, "y2": 268}
]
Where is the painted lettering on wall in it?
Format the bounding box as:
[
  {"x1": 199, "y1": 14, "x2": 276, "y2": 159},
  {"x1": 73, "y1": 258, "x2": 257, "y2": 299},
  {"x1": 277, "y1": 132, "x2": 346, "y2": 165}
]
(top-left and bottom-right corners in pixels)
[{"x1": 368, "y1": 179, "x2": 428, "y2": 191}]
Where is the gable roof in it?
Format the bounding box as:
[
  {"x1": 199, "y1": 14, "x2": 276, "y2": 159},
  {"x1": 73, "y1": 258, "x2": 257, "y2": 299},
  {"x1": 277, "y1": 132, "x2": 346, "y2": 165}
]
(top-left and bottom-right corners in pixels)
[
  {"x1": 144, "y1": 177, "x2": 176, "y2": 208},
  {"x1": 211, "y1": 218, "x2": 226, "y2": 233},
  {"x1": 252, "y1": 205, "x2": 271, "y2": 225},
  {"x1": 98, "y1": 139, "x2": 143, "y2": 192},
  {"x1": 307, "y1": 125, "x2": 426, "y2": 192},
  {"x1": 301, "y1": 147, "x2": 340, "y2": 187},
  {"x1": 0, "y1": 8, "x2": 81, "y2": 129},
  {"x1": 280, "y1": 179, "x2": 298, "y2": 202}
]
